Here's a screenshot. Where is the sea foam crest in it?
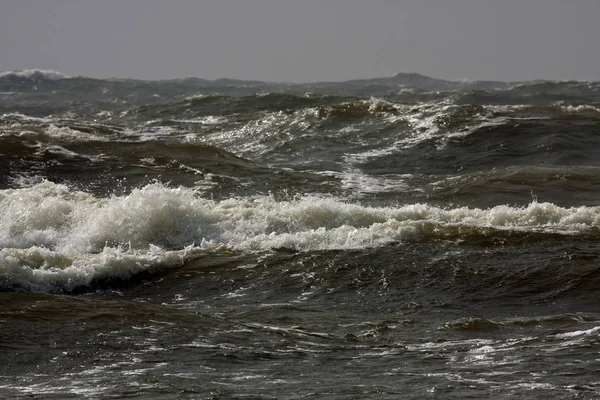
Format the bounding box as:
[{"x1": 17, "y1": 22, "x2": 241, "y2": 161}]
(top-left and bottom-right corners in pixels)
[
  {"x1": 1, "y1": 181, "x2": 599, "y2": 291},
  {"x1": 0, "y1": 69, "x2": 69, "y2": 81}
]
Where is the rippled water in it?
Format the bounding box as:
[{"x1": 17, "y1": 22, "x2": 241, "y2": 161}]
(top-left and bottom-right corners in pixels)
[{"x1": 1, "y1": 70, "x2": 600, "y2": 398}]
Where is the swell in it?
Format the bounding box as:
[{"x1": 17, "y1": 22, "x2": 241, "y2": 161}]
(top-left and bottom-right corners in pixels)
[
  {"x1": 456, "y1": 81, "x2": 600, "y2": 106},
  {"x1": 4, "y1": 97, "x2": 600, "y2": 204},
  {"x1": 131, "y1": 94, "x2": 397, "y2": 128},
  {"x1": 252, "y1": 239, "x2": 600, "y2": 312},
  {"x1": 107, "y1": 238, "x2": 600, "y2": 317},
  {"x1": 443, "y1": 313, "x2": 598, "y2": 333},
  {"x1": 425, "y1": 165, "x2": 600, "y2": 208},
  {"x1": 359, "y1": 113, "x2": 600, "y2": 177}
]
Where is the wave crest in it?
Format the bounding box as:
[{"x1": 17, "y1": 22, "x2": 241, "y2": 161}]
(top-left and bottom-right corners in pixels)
[
  {"x1": 0, "y1": 69, "x2": 69, "y2": 81},
  {"x1": 2, "y1": 181, "x2": 600, "y2": 291}
]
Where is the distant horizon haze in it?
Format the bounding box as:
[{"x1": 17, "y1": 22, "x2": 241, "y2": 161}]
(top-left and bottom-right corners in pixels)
[
  {"x1": 2, "y1": 68, "x2": 597, "y2": 85},
  {"x1": 1, "y1": 1, "x2": 599, "y2": 83}
]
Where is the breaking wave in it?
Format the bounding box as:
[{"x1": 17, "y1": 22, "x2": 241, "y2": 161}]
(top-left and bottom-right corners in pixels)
[
  {"x1": 0, "y1": 69, "x2": 70, "y2": 81},
  {"x1": 2, "y1": 181, "x2": 600, "y2": 291}
]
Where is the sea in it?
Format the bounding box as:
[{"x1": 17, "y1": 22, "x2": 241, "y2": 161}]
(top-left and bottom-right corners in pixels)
[{"x1": 1, "y1": 69, "x2": 600, "y2": 399}]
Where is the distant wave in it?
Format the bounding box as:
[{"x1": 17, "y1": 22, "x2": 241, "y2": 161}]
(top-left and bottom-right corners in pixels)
[
  {"x1": 0, "y1": 69, "x2": 69, "y2": 81},
  {"x1": 0, "y1": 69, "x2": 597, "y2": 92}
]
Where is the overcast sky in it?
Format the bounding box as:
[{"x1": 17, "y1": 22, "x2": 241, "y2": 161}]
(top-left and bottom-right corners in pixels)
[{"x1": 1, "y1": 0, "x2": 599, "y2": 82}]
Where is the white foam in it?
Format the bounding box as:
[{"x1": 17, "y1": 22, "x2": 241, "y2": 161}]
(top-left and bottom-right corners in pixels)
[
  {"x1": 1, "y1": 112, "x2": 52, "y2": 124},
  {"x1": 397, "y1": 101, "x2": 514, "y2": 151},
  {"x1": 554, "y1": 326, "x2": 600, "y2": 339},
  {"x1": 18, "y1": 130, "x2": 41, "y2": 140},
  {"x1": 0, "y1": 69, "x2": 69, "y2": 80},
  {"x1": 1, "y1": 181, "x2": 600, "y2": 290},
  {"x1": 44, "y1": 124, "x2": 107, "y2": 142},
  {"x1": 0, "y1": 114, "x2": 109, "y2": 142},
  {"x1": 339, "y1": 167, "x2": 414, "y2": 196},
  {"x1": 205, "y1": 110, "x2": 312, "y2": 156},
  {"x1": 0, "y1": 244, "x2": 205, "y2": 292},
  {"x1": 558, "y1": 104, "x2": 600, "y2": 114},
  {"x1": 204, "y1": 98, "x2": 403, "y2": 158},
  {"x1": 146, "y1": 116, "x2": 227, "y2": 126},
  {"x1": 183, "y1": 94, "x2": 212, "y2": 101},
  {"x1": 96, "y1": 110, "x2": 112, "y2": 118},
  {"x1": 41, "y1": 145, "x2": 86, "y2": 159}
]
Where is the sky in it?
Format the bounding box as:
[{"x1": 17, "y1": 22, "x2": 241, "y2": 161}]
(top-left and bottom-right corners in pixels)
[{"x1": 1, "y1": 0, "x2": 599, "y2": 82}]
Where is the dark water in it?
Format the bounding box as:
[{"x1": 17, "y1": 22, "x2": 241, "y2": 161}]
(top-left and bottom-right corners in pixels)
[{"x1": 1, "y1": 70, "x2": 600, "y2": 398}]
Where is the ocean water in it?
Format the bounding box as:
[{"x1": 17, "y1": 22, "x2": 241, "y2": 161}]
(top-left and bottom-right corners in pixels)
[{"x1": 1, "y1": 69, "x2": 600, "y2": 398}]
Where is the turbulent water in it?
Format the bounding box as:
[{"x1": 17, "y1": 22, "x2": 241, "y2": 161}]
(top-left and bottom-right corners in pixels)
[{"x1": 1, "y1": 69, "x2": 600, "y2": 399}]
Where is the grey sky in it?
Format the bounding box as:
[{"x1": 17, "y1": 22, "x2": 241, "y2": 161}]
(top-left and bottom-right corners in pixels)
[{"x1": 1, "y1": 0, "x2": 599, "y2": 82}]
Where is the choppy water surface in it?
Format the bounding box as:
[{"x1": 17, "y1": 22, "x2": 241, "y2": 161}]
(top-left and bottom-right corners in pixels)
[{"x1": 1, "y1": 70, "x2": 600, "y2": 398}]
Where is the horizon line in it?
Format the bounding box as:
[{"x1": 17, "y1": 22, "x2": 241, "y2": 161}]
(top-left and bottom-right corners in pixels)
[{"x1": 0, "y1": 68, "x2": 597, "y2": 84}]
